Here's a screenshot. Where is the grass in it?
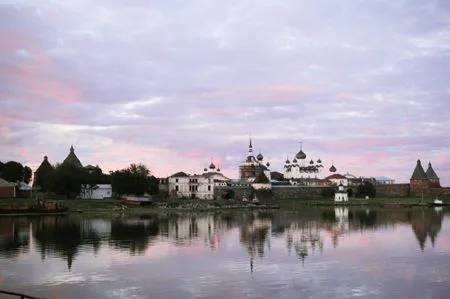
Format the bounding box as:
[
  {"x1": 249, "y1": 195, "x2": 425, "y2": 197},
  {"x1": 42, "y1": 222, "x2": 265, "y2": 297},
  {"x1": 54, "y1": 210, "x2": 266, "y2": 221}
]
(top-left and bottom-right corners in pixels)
[{"x1": 1, "y1": 194, "x2": 449, "y2": 214}]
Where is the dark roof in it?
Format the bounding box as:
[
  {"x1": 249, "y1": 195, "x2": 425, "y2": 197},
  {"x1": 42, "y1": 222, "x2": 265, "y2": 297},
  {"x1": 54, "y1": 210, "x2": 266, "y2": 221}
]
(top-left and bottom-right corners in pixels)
[
  {"x1": 36, "y1": 156, "x2": 54, "y2": 173},
  {"x1": 411, "y1": 159, "x2": 427, "y2": 180},
  {"x1": 425, "y1": 162, "x2": 439, "y2": 180},
  {"x1": 326, "y1": 173, "x2": 346, "y2": 180},
  {"x1": 170, "y1": 171, "x2": 189, "y2": 177},
  {"x1": 62, "y1": 146, "x2": 83, "y2": 168},
  {"x1": 253, "y1": 171, "x2": 270, "y2": 184},
  {"x1": 270, "y1": 171, "x2": 284, "y2": 181},
  {"x1": 296, "y1": 149, "x2": 306, "y2": 160}
]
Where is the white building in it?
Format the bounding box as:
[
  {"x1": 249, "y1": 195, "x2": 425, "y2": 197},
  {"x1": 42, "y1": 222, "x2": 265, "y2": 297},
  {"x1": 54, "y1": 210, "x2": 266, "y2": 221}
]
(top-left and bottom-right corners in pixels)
[
  {"x1": 334, "y1": 183, "x2": 348, "y2": 202},
  {"x1": 326, "y1": 173, "x2": 348, "y2": 186},
  {"x1": 81, "y1": 184, "x2": 112, "y2": 199},
  {"x1": 374, "y1": 176, "x2": 395, "y2": 184},
  {"x1": 283, "y1": 143, "x2": 324, "y2": 180},
  {"x1": 168, "y1": 163, "x2": 230, "y2": 199}
]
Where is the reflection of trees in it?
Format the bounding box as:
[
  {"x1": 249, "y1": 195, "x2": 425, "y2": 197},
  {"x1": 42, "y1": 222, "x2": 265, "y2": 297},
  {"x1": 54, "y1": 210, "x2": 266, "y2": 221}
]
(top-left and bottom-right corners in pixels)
[
  {"x1": 410, "y1": 208, "x2": 444, "y2": 251},
  {"x1": 109, "y1": 216, "x2": 159, "y2": 255},
  {"x1": 0, "y1": 217, "x2": 30, "y2": 258},
  {"x1": 34, "y1": 217, "x2": 81, "y2": 270}
]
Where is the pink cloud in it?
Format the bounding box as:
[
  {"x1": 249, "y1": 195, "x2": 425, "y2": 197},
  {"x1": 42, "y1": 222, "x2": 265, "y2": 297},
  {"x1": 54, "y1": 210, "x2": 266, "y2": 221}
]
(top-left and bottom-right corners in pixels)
[{"x1": 0, "y1": 29, "x2": 82, "y2": 105}]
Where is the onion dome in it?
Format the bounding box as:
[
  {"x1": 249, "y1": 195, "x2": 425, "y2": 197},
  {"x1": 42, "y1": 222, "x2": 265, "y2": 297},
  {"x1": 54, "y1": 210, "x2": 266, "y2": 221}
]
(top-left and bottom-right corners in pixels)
[
  {"x1": 266, "y1": 161, "x2": 270, "y2": 167},
  {"x1": 296, "y1": 149, "x2": 306, "y2": 160},
  {"x1": 309, "y1": 159, "x2": 314, "y2": 165},
  {"x1": 285, "y1": 158, "x2": 290, "y2": 164},
  {"x1": 257, "y1": 153, "x2": 264, "y2": 161},
  {"x1": 292, "y1": 158, "x2": 297, "y2": 163},
  {"x1": 209, "y1": 162, "x2": 216, "y2": 169},
  {"x1": 317, "y1": 158, "x2": 322, "y2": 164},
  {"x1": 217, "y1": 167, "x2": 221, "y2": 172},
  {"x1": 204, "y1": 168, "x2": 208, "y2": 172},
  {"x1": 329, "y1": 164, "x2": 337, "y2": 173}
]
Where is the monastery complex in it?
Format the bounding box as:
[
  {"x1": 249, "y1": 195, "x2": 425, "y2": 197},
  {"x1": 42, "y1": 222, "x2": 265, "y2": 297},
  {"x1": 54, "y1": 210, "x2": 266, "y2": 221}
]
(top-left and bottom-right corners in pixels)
[{"x1": 24, "y1": 140, "x2": 447, "y2": 201}]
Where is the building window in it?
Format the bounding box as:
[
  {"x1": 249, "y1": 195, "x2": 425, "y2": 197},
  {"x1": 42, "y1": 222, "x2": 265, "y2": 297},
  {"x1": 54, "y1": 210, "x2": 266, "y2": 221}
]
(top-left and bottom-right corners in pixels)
[
  {"x1": 176, "y1": 179, "x2": 179, "y2": 183},
  {"x1": 175, "y1": 185, "x2": 179, "y2": 191},
  {"x1": 208, "y1": 185, "x2": 211, "y2": 191}
]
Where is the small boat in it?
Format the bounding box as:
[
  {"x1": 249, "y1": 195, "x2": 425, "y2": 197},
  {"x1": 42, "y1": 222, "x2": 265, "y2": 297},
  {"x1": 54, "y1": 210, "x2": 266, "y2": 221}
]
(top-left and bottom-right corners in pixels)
[
  {"x1": 120, "y1": 196, "x2": 153, "y2": 206},
  {"x1": 427, "y1": 198, "x2": 444, "y2": 207}
]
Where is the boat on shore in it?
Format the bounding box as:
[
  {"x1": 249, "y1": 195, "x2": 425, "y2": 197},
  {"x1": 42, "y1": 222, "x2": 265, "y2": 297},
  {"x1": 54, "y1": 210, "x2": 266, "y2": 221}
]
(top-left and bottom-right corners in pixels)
[
  {"x1": 120, "y1": 196, "x2": 153, "y2": 206},
  {"x1": 0, "y1": 201, "x2": 68, "y2": 215}
]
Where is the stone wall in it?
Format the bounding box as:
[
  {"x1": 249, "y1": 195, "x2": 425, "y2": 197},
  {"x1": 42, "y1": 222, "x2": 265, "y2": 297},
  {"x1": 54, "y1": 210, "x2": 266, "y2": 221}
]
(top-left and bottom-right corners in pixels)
[
  {"x1": 375, "y1": 184, "x2": 410, "y2": 198},
  {"x1": 272, "y1": 185, "x2": 324, "y2": 199},
  {"x1": 215, "y1": 185, "x2": 326, "y2": 200}
]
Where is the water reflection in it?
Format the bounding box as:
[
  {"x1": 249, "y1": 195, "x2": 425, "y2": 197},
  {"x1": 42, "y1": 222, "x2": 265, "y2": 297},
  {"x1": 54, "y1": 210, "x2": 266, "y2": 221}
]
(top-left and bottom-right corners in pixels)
[
  {"x1": 0, "y1": 217, "x2": 30, "y2": 258},
  {"x1": 0, "y1": 207, "x2": 447, "y2": 271}
]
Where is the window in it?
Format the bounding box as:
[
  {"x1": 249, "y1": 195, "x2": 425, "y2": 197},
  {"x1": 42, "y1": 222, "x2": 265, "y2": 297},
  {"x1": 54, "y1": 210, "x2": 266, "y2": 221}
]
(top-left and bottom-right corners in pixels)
[
  {"x1": 208, "y1": 185, "x2": 211, "y2": 191},
  {"x1": 176, "y1": 179, "x2": 179, "y2": 183},
  {"x1": 175, "y1": 185, "x2": 179, "y2": 191}
]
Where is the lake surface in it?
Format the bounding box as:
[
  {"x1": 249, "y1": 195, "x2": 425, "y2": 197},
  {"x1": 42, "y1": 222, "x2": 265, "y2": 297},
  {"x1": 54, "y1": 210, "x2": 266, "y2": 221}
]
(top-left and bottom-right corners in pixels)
[{"x1": 1, "y1": 207, "x2": 450, "y2": 299}]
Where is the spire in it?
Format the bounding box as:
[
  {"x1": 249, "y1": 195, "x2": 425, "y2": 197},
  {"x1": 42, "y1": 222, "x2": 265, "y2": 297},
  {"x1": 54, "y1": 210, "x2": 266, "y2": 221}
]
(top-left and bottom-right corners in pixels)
[
  {"x1": 425, "y1": 162, "x2": 439, "y2": 181},
  {"x1": 70, "y1": 145, "x2": 74, "y2": 153},
  {"x1": 411, "y1": 159, "x2": 427, "y2": 180},
  {"x1": 249, "y1": 138, "x2": 253, "y2": 153}
]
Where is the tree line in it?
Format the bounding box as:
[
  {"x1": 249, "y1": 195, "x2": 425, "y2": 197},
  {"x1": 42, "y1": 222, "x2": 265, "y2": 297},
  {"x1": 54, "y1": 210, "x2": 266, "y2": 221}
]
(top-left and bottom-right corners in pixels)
[
  {"x1": 30, "y1": 161, "x2": 159, "y2": 198},
  {"x1": 0, "y1": 160, "x2": 33, "y2": 184}
]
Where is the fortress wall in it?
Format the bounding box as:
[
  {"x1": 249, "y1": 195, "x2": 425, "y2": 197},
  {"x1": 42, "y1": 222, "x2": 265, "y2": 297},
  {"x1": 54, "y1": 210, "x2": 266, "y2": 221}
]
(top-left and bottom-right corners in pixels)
[{"x1": 375, "y1": 184, "x2": 410, "y2": 198}]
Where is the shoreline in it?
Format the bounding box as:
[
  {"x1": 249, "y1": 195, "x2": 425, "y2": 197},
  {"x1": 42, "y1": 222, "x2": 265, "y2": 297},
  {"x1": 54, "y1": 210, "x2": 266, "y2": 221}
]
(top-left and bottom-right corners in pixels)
[{"x1": 0, "y1": 197, "x2": 448, "y2": 216}]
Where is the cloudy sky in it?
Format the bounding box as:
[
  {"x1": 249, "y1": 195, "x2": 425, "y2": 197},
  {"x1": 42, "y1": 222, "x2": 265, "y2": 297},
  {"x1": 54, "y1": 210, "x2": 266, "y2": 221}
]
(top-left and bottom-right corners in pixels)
[{"x1": 1, "y1": 0, "x2": 449, "y2": 185}]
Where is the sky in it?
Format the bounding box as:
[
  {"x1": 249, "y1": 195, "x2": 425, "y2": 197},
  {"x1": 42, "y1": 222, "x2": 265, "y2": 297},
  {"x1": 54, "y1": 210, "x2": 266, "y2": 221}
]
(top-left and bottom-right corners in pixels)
[{"x1": 1, "y1": 0, "x2": 449, "y2": 185}]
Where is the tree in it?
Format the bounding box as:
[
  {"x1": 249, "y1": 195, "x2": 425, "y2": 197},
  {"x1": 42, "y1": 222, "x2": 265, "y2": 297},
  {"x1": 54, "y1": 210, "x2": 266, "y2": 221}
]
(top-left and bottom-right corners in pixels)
[
  {"x1": 0, "y1": 161, "x2": 4, "y2": 174},
  {"x1": 1, "y1": 161, "x2": 24, "y2": 182},
  {"x1": 321, "y1": 187, "x2": 335, "y2": 198},
  {"x1": 356, "y1": 181, "x2": 376, "y2": 198},
  {"x1": 52, "y1": 164, "x2": 85, "y2": 198},
  {"x1": 110, "y1": 163, "x2": 158, "y2": 196},
  {"x1": 23, "y1": 166, "x2": 32, "y2": 184}
]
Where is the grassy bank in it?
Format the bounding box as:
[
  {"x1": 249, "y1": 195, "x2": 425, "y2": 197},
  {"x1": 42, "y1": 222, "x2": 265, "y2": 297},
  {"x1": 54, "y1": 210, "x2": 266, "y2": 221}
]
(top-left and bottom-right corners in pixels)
[{"x1": 1, "y1": 195, "x2": 449, "y2": 215}]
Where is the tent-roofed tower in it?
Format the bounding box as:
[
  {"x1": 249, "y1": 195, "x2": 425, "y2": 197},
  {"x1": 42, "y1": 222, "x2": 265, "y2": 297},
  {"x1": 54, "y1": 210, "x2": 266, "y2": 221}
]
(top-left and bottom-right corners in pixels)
[
  {"x1": 410, "y1": 159, "x2": 429, "y2": 197},
  {"x1": 33, "y1": 156, "x2": 55, "y2": 191},
  {"x1": 425, "y1": 162, "x2": 440, "y2": 186},
  {"x1": 62, "y1": 146, "x2": 83, "y2": 168}
]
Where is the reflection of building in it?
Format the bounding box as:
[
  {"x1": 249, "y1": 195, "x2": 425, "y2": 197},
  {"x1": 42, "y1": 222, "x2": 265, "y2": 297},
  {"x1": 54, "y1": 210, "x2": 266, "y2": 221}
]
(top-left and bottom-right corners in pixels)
[
  {"x1": 285, "y1": 219, "x2": 324, "y2": 265},
  {"x1": 411, "y1": 208, "x2": 444, "y2": 251},
  {"x1": 239, "y1": 213, "x2": 272, "y2": 272}
]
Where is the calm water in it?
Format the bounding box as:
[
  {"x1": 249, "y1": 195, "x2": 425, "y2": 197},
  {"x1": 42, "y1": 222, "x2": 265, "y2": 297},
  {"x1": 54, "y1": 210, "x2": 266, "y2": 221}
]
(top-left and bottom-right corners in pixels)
[{"x1": 1, "y1": 207, "x2": 450, "y2": 299}]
